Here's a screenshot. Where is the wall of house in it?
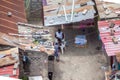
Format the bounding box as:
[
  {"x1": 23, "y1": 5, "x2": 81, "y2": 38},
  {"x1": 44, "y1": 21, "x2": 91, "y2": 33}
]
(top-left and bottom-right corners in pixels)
[
  {"x1": 19, "y1": 49, "x2": 48, "y2": 79},
  {"x1": 0, "y1": 0, "x2": 27, "y2": 34},
  {"x1": 25, "y1": 0, "x2": 43, "y2": 21}
]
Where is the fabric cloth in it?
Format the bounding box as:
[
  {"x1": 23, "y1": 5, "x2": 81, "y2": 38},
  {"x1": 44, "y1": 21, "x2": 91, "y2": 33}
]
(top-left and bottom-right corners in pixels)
[
  {"x1": 98, "y1": 34, "x2": 101, "y2": 40},
  {"x1": 23, "y1": 55, "x2": 29, "y2": 62},
  {"x1": 75, "y1": 35, "x2": 87, "y2": 45},
  {"x1": 118, "y1": 63, "x2": 120, "y2": 70}
]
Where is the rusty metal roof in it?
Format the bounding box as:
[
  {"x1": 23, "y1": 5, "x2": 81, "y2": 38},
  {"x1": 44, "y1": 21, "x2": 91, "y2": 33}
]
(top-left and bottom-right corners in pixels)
[
  {"x1": 98, "y1": 20, "x2": 120, "y2": 56},
  {"x1": 0, "y1": 0, "x2": 27, "y2": 34},
  {"x1": 95, "y1": 0, "x2": 120, "y2": 20},
  {"x1": 0, "y1": 65, "x2": 19, "y2": 79},
  {"x1": 43, "y1": 0, "x2": 96, "y2": 26}
]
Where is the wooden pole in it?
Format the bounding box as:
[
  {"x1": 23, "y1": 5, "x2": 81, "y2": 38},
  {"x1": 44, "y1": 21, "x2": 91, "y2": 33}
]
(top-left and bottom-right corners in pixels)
[
  {"x1": 61, "y1": 24, "x2": 64, "y2": 29},
  {"x1": 71, "y1": 0, "x2": 75, "y2": 21},
  {"x1": 62, "y1": 5, "x2": 68, "y2": 21}
]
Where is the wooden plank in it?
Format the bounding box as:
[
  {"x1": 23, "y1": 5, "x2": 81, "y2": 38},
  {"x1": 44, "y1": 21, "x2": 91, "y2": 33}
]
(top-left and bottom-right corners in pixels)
[
  {"x1": 0, "y1": 32, "x2": 18, "y2": 46},
  {"x1": 0, "y1": 47, "x2": 18, "y2": 55},
  {"x1": 0, "y1": 56, "x2": 17, "y2": 67},
  {"x1": 116, "y1": 52, "x2": 120, "y2": 63}
]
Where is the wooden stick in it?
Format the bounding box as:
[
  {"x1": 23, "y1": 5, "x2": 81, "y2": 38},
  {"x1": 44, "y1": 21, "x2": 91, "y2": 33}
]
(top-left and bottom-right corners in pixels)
[
  {"x1": 56, "y1": 0, "x2": 64, "y2": 14},
  {"x1": 9, "y1": 33, "x2": 32, "y2": 37},
  {"x1": 71, "y1": 0, "x2": 75, "y2": 21},
  {"x1": 61, "y1": 24, "x2": 64, "y2": 29},
  {"x1": 62, "y1": 5, "x2": 68, "y2": 21}
]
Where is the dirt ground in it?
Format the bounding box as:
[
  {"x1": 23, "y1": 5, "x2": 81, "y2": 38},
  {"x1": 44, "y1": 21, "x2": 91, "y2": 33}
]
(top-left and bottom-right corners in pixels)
[
  {"x1": 28, "y1": 21, "x2": 108, "y2": 80},
  {"x1": 53, "y1": 28, "x2": 108, "y2": 80}
]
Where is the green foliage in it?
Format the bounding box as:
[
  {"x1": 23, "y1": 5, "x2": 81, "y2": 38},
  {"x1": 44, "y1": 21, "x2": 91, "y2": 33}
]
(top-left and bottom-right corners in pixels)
[
  {"x1": 21, "y1": 76, "x2": 28, "y2": 80},
  {"x1": 33, "y1": 39, "x2": 39, "y2": 45}
]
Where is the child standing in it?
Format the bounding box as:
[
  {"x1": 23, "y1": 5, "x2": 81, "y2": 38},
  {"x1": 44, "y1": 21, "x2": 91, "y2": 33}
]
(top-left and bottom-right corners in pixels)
[{"x1": 54, "y1": 43, "x2": 59, "y2": 62}]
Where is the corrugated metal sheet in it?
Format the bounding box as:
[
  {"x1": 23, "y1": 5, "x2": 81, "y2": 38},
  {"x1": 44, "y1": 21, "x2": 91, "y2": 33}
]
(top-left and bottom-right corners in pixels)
[
  {"x1": 0, "y1": 65, "x2": 19, "y2": 79},
  {"x1": 98, "y1": 20, "x2": 120, "y2": 56},
  {"x1": 0, "y1": 47, "x2": 19, "y2": 79},
  {"x1": 0, "y1": 0, "x2": 27, "y2": 34},
  {"x1": 43, "y1": 0, "x2": 96, "y2": 26},
  {"x1": 95, "y1": 0, "x2": 120, "y2": 20}
]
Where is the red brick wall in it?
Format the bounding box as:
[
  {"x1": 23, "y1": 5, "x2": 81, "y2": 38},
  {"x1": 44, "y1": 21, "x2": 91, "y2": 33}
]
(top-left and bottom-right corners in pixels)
[{"x1": 0, "y1": 0, "x2": 27, "y2": 34}]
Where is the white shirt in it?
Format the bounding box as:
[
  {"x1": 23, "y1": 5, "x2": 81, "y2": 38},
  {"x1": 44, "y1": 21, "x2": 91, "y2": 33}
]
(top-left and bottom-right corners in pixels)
[{"x1": 56, "y1": 32, "x2": 63, "y2": 39}]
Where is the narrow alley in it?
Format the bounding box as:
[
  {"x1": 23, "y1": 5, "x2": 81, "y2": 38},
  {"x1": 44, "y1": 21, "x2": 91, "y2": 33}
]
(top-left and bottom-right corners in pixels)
[
  {"x1": 53, "y1": 28, "x2": 107, "y2": 80},
  {"x1": 27, "y1": 22, "x2": 108, "y2": 80}
]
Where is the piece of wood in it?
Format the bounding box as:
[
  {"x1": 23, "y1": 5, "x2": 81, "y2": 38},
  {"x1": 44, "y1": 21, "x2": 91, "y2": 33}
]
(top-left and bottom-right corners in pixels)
[
  {"x1": 0, "y1": 32, "x2": 15, "y2": 46},
  {"x1": 62, "y1": 5, "x2": 68, "y2": 21},
  {"x1": 75, "y1": 44, "x2": 87, "y2": 48},
  {"x1": 0, "y1": 47, "x2": 18, "y2": 55},
  {"x1": 116, "y1": 52, "x2": 120, "y2": 63},
  {"x1": 0, "y1": 56, "x2": 18, "y2": 67},
  {"x1": 61, "y1": 24, "x2": 64, "y2": 29},
  {"x1": 71, "y1": 0, "x2": 75, "y2": 21}
]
